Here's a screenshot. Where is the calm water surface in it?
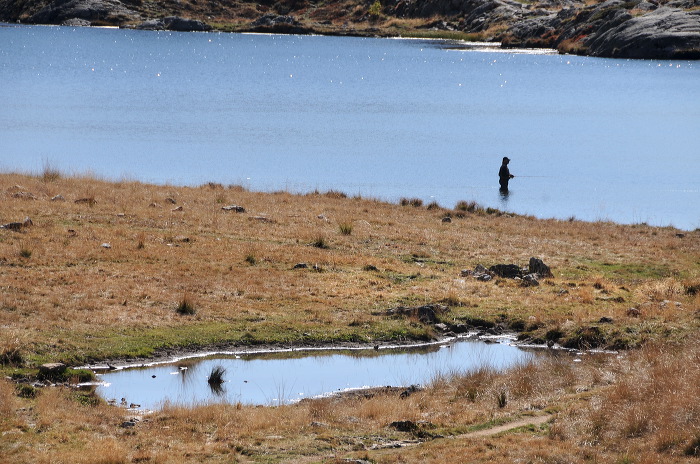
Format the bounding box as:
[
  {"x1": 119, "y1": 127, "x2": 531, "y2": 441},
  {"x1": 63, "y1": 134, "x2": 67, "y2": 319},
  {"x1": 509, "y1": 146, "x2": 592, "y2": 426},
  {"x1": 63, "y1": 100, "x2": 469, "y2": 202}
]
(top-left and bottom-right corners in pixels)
[
  {"x1": 1, "y1": 24, "x2": 698, "y2": 229},
  {"x1": 95, "y1": 339, "x2": 533, "y2": 408}
]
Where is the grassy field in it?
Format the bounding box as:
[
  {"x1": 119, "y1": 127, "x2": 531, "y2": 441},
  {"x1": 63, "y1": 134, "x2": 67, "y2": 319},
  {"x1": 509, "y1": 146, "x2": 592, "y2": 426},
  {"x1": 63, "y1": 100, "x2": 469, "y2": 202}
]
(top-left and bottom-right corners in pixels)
[{"x1": 1, "y1": 171, "x2": 699, "y2": 463}]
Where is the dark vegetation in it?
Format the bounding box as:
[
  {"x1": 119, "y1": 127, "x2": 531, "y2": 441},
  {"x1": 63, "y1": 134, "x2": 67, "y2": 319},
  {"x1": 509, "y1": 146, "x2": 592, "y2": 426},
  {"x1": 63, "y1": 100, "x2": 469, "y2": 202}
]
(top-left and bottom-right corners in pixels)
[{"x1": 2, "y1": 0, "x2": 699, "y2": 59}]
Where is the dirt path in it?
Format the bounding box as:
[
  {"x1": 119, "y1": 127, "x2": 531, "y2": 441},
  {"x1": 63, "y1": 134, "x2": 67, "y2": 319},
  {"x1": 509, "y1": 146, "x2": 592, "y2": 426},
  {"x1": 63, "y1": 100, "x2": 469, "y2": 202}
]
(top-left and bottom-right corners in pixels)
[
  {"x1": 455, "y1": 414, "x2": 553, "y2": 439},
  {"x1": 369, "y1": 414, "x2": 553, "y2": 451}
]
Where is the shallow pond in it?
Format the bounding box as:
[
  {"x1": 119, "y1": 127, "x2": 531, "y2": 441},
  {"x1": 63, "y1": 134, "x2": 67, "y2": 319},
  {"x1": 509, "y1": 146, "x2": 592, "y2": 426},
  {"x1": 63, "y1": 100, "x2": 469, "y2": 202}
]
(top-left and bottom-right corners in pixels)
[{"x1": 94, "y1": 338, "x2": 535, "y2": 409}]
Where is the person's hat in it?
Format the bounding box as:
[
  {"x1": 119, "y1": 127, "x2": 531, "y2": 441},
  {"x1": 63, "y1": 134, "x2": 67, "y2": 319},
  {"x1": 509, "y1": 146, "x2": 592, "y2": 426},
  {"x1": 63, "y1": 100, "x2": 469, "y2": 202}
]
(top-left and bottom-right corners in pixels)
[{"x1": 502, "y1": 156, "x2": 510, "y2": 162}]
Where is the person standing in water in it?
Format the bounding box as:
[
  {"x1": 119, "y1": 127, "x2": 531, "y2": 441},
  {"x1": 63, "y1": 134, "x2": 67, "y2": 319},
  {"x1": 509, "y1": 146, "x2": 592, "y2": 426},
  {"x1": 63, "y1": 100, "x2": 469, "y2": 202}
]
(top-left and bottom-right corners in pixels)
[{"x1": 499, "y1": 156, "x2": 515, "y2": 192}]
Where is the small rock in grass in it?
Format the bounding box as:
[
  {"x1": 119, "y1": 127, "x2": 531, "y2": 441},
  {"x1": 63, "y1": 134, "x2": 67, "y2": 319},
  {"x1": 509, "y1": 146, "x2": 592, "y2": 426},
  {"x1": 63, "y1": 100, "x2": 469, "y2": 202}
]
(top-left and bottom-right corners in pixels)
[
  {"x1": 627, "y1": 307, "x2": 641, "y2": 317},
  {"x1": 39, "y1": 363, "x2": 67, "y2": 377},
  {"x1": 0, "y1": 222, "x2": 23, "y2": 231},
  {"x1": 521, "y1": 273, "x2": 540, "y2": 287},
  {"x1": 529, "y1": 257, "x2": 553, "y2": 278},
  {"x1": 222, "y1": 205, "x2": 246, "y2": 213}
]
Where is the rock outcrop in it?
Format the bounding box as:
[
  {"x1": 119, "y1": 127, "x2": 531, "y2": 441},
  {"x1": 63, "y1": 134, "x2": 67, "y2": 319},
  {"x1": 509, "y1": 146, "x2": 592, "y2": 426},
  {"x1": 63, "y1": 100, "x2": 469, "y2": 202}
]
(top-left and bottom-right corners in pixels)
[
  {"x1": 502, "y1": 0, "x2": 700, "y2": 59},
  {"x1": 1, "y1": 0, "x2": 698, "y2": 59},
  {"x1": 29, "y1": 0, "x2": 140, "y2": 25},
  {"x1": 582, "y1": 6, "x2": 700, "y2": 59},
  {"x1": 529, "y1": 257, "x2": 553, "y2": 278},
  {"x1": 397, "y1": 0, "x2": 700, "y2": 58},
  {"x1": 489, "y1": 264, "x2": 523, "y2": 279}
]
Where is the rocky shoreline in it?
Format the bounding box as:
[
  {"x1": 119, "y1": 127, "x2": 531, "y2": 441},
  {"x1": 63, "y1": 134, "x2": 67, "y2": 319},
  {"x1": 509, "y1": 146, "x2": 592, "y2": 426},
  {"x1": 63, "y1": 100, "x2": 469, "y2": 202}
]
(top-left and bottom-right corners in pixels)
[{"x1": 1, "y1": 0, "x2": 698, "y2": 59}]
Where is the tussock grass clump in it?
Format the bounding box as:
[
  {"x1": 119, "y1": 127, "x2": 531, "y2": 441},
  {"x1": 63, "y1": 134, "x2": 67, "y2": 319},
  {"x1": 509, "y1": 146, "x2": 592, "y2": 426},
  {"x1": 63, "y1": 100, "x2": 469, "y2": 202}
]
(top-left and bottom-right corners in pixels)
[
  {"x1": 18, "y1": 241, "x2": 32, "y2": 259},
  {"x1": 400, "y1": 197, "x2": 423, "y2": 207},
  {"x1": 455, "y1": 200, "x2": 483, "y2": 213},
  {"x1": 16, "y1": 383, "x2": 38, "y2": 399},
  {"x1": 203, "y1": 182, "x2": 224, "y2": 190},
  {"x1": 176, "y1": 293, "x2": 196, "y2": 315},
  {"x1": 135, "y1": 232, "x2": 146, "y2": 250},
  {"x1": 338, "y1": 221, "x2": 353, "y2": 235},
  {"x1": 496, "y1": 388, "x2": 508, "y2": 408},
  {"x1": 41, "y1": 160, "x2": 62, "y2": 182},
  {"x1": 442, "y1": 290, "x2": 465, "y2": 307},
  {"x1": 685, "y1": 436, "x2": 700, "y2": 456},
  {"x1": 310, "y1": 236, "x2": 329, "y2": 249},
  {"x1": 0, "y1": 337, "x2": 24, "y2": 367},
  {"x1": 324, "y1": 189, "x2": 347, "y2": 199}
]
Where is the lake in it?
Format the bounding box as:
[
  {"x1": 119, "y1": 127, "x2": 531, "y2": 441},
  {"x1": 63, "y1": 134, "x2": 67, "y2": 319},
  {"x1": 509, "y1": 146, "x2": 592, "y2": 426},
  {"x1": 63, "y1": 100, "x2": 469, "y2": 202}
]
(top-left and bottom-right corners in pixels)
[
  {"x1": 1, "y1": 24, "x2": 699, "y2": 229},
  {"x1": 94, "y1": 338, "x2": 535, "y2": 408}
]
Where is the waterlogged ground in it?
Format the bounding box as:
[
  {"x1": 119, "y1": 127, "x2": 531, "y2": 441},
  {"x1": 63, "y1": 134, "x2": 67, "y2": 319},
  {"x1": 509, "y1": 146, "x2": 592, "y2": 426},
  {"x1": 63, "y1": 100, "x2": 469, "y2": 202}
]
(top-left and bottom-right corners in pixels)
[{"x1": 95, "y1": 338, "x2": 536, "y2": 408}]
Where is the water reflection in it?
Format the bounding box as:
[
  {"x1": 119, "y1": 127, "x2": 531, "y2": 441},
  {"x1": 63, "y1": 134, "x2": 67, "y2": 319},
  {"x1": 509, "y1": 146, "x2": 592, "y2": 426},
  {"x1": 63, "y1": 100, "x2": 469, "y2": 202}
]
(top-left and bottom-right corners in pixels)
[
  {"x1": 95, "y1": 339, "x2": 535, "y2": 409},
  {"x1": 207, "y1": 365, "x2": 227, "y2": 396},
  {"x1": 499, "y1": 187, "x2": 510, "y2": 205}
]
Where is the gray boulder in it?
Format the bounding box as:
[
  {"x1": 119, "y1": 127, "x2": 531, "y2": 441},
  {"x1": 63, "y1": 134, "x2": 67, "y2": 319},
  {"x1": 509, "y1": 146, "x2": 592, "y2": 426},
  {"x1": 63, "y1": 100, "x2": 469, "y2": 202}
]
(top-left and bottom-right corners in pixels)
[
  {"x1": 135, "y1": 19, "x2": 166, "y2": 30},
  {"x1": 62, "y1": 17, "x2": 91, "y2": 26},
  {"x1": 135, "y1": 16, "x2": 211, "y2": 32}
]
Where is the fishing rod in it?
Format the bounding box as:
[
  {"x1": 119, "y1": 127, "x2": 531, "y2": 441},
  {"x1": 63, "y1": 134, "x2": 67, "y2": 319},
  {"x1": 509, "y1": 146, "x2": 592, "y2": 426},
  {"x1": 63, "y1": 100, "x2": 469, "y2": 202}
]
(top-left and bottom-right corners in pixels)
[{"x1": 513, "y1": 175, "x2": 551, "y2": 178}]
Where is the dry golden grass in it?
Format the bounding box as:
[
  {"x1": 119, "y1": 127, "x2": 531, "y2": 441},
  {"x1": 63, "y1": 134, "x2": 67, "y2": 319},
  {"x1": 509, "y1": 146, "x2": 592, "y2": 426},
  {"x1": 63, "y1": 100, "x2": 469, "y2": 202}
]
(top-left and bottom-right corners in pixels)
[
  {"x1": 0, "y1": 172, "x2": 699, "y2": 462},
  {"x1": 0, "y1": 172, "x2": 698, "y2": 361}
]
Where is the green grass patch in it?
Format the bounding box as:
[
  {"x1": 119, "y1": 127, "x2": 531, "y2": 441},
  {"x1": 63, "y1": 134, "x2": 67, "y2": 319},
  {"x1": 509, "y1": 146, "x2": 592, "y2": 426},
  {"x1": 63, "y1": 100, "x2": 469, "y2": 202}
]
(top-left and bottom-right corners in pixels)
[
  {"x1": 381, "y1": 271, "x2": 424, "y2": 284},
  {"x1": 18, "y1": 316, "x2": 447, "y2": 365}
]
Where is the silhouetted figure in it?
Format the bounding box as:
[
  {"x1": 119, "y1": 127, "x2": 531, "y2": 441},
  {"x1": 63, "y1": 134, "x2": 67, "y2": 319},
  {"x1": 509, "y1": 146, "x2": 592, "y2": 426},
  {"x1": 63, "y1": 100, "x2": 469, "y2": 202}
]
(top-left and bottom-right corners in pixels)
[{"x1": 499, "y1": 156, "x2": 514, "y2": 192}]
